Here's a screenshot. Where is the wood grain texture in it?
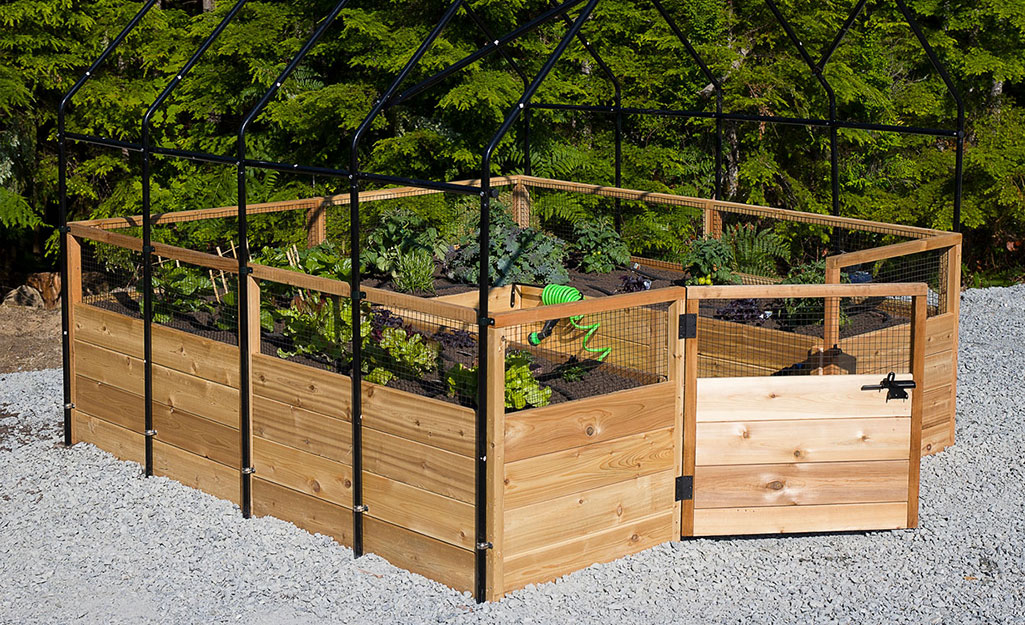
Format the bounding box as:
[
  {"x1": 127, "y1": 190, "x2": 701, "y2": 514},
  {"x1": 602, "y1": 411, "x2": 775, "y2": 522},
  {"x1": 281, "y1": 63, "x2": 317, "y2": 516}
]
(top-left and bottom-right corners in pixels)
[
  {"x1": 681, "y1": 297, "x2": 699, "y2": 537},
  {"x1": 252, "y1": 395, "x2": 351, "y2": 463},
  {"x1": 504, "y1": 428, "x2": 675, "y2": 509},
  {"x1": 693, "y1": 502, "x2": 908, "y2": 536},
  {"x1": 72, "y1": 409, "x2": 144, "y2": 464},
  {"x1": 74, "y1": 303, "x2": 240, "y2": 388},
  {"x1": 504, "y1": 383, "x2": 676, "y2": 463},
  {"x1": 907, "y1": 295, "x2": 927, "y2": 527},
  {"x1": 693, "y1": 460, "x2": 910, "y2": 508},
  {"x1": 364, "y1": 471, "x2": 474, "y2": 550},
  {"x1": 491, "y1": 288, "x2": 685, "y2": 328},
  {"x1": 362, "y1": 382, "x2": 475, "y2": 457},
  {"x1": 485, "y1": 326, "x2": 506, "y2": 601},
  {"x1": 362, "y1": 427, "x2": 475, "y2": 504},
  {"x1": 687, "y1": 283, "x2": 927, "y2": 300},
  {"x1": 153, "y1": 440, "x2": 240, "y2": 505},
  {"x1": 502, "y1": 511, "x2": 675, "y2": 594},
  {"x1": 252, "y1": 436, "x2": 352, "y2": 507},
  {"x1": 696, "y1": 375, "x2": 913, "y2": 422},
  {"x1": 74, "y1": 340, "x2": 239, "y2": 428},
  {"x1": 696, "y1": 417, "x2": 911, "y2": 466},
  {"x1": 252, "y1": 478, "x2": 352, "y2": 547},
  {"x1": 251, "y1": 354, "x2": 351, "y2": 420},
  {"x1": 75, "y1": 375, "x2": 144, "y2": 433},
  {"x1": 697, "y1": 317, "x2": 819, "y2": 373},
  {"x1": 68, "y1": 223, "x2": 237, "y2": 273},
  {"x1": 363, "y1": 517, "x2": 474, "y2": 593},
  {"x1": 504, "y1": 470, "x2": 676, "y2": 557}
]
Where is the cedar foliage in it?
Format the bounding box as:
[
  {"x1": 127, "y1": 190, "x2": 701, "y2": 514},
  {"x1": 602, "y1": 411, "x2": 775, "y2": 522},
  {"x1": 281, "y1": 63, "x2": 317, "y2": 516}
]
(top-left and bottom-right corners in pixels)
[{"x1": 2, "y1": 0, "x2": 1024, "y2": 286}]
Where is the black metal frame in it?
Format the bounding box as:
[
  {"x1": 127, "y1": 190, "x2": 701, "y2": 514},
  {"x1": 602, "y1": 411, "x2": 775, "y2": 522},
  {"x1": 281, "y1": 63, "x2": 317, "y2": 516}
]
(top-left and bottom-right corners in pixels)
[{"x1": 57, "y1": 0, "x2": 965, "y2": 604}]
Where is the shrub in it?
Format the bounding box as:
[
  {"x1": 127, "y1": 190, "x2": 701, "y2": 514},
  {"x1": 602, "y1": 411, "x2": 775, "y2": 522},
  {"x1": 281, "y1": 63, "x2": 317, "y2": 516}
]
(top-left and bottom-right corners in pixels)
[
  {"x1": 723, "y1": 224, "x2": 789, "y2": 277},
  {"x1": 571, "y1": 219, "x2": 630, "y2": 274},
  {"x1": 363, "y1": 211, "x2": 446, "y2": 280},
  {"x1": 446, "y1": 210, "x2": 569, "y2": 287},
  {"x1": 680, "y1": 236, "x2": 741, "y2": 285},
  {"x1": 393, "y1": 249, "x2": 436, "y2": 294}
]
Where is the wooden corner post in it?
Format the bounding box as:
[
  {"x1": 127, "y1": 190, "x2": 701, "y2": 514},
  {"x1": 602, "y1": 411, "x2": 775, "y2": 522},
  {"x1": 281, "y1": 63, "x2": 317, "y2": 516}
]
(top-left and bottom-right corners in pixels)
[
  {"x1": 681, "y1": 295, "x2": 699, "y2": 537},
  {"x1": 485, "y1": 325, "x2": 506, "y2": 601},
  {"x1": 907, "y1": 294, "x2": 927, "y2": 528},
  {"x1": 943, "y1": 239, "x2": 961, "y2": 447},
  {"x1": 823, "y1": 258, "x2": 842, "y2": 354},
  {"x1": 511, "y1": 182, "x2": 530, "y2": 228},
  {"x1": 66, "y1": 233, "x2": 83, "y2": 443},
  {"x1": 305, "y1": 201, "x2": 327, "y2": 247},
  {"x1": 241, "y1": 275, "x2": 261, "y2": 511},
  {"x1": 703, "y1": 200, "x2": 723, "y2": 238},
  {"x1": 668, "y1": 299, "x2": 686, "y2": 538}
]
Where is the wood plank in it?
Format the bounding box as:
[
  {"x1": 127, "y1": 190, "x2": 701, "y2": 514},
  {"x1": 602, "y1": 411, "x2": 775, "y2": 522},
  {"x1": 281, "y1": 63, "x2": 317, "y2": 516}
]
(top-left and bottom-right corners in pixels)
[
  {"x1": 504, "y1": 383, "x2": 676, "y2": 462},
  {"x1": 686, "y1": 283, "x2": 928, "y2": 300},
  {"x1": 362, "y1": 427, "x2": 475, "y2": 504},
  {"x1": 696, "y1": 375, "x2": 913, "y2": 422},
  {"x1": 925, "y1": 312, "x2": 956, "y2": 356},
  {"x1": 907, "y1": 295, "x2": 926, "y2": 527},
  {"x1": 922, "y1": 422, "x2": 952, "y2": 455},
  {"x1": 491, "y1": 288, "x2": 685, "y2": 328},
  {"x1": 252, "y1": 353, "x2": 351, "y2": 420},
  {"x1": 68, "y1": 223, "x2": 237, "y2": 273},
  {"x1": 669, "y1": 300, "x2": 685, "y2": 538},
  {"x1": 925, "y1": 350, "x2": 953, "y2": 388},
  {"x1": 363, "y1": 516, "x2": 474, "y2": 593},
  {"x1": 922, "y1": 384, "x2": 953, "y2": 430},
  {"x1": 252, "y1": 436, "x2": 352, "y2": 507},
  {"x1": 252, "y1": 395, "x2": 351, "y2": 463},
  {"x1": 943, "y1": 243, "x2": 961, "y2": 450},
  {"x1": 504, "y1": 427, "x2": 675, "y2": 509},
  {"x1": 485, "y1": 325, "x2": 506, "y2": 601},
  {"x1": 252, "y1": 478, "x2": 352, "y2": 547},
  {"x1": 697, "y1": 355, "x2": 776, "y2": 378},
  {"x1": 682, "y1": 297, "x2": 699, "y2": 537},
  {"x1": 364, "y1": 471, "x2": 474, "y2": 550},
  {"x1": 362, "y1": 382, "x2": 475, "y2": 457},
  {"x1": 828, "y1": 233, "x2": 961, "y2": 268},
  {"x1": 153, "y1": 440, "x2": 240, "y2": 505},
  {"x1": 74, "y1": 303, "x2": 240, "y2": 388},
  {"x1": 67, "y1": 235, "x2": 82, "y2": 442},
  {"x1": 72, "y1": 409, "x2": 144, "y2": 464},
  {"x1": 693, "y1": 502, "x2": 908, "y2": 536},
  {"x1": 502, "y1": 511, "x2": 674, "y2": 594},
  {"x1": 75, "y1": 375, "x2": 144, "y2": 433},
  {"x1": 74, "y1": 340, "x2": 239, "y2": 428},
  {"x1": 693, "y1": 460, "x2": 910, "y2": 508},
  {"x1": 504, "y1": 470, "x2": 676, "y2": 557},
  {"x1": 154, "y1": 407, "x2": 240, "y2": 468},
  {"x1": 696, "y1": 417, "x2": 911, "y2": 465}
]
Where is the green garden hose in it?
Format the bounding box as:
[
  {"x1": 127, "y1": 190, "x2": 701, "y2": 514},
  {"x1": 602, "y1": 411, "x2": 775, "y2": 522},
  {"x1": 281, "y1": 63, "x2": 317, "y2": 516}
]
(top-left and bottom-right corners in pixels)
[{"x1": 527, "y1": 284, "x2": 611, "y2": 362}]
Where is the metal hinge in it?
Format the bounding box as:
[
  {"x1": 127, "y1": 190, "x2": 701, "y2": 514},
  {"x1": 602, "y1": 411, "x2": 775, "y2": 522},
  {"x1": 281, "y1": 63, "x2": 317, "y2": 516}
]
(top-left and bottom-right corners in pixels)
[
  {"x1": 675, "y1": 475, "x2": 693, "y2": 501},
  {"x1": 678, "y1": 313, "x2": 697, "y2": 340}
]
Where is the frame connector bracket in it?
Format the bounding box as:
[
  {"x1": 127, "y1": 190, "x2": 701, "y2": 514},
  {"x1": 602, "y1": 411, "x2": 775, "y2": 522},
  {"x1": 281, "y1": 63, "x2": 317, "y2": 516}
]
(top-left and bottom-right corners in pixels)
[
  {"x1": 58, "y1": 225, "x2": 71, "y2": 235},
  {"x1": 142, "y1": 245, "x2": 155, "y2": 254},
  {"x1": 241, "y1": 467, "x2": 256, "y2": 475},
  {"x1": 353, "y1": 504, "x2": 368, "y2": 513},
  {"x1": 679, "y1": 313, "x2": 697, "y2": 340},
  {"x1": 476, "y1": 541, "x2": 493, "y2": 551},
  {"x1": 675, "y1": 475, "x2": 693, "y2": 501},
  {"x1": 478, "y1": 316, "x2": 495, "y2": 327}
]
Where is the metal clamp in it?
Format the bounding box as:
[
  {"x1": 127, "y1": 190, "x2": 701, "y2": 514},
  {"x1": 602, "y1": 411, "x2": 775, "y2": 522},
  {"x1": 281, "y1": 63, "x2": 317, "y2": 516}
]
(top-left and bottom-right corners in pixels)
[
  {"x1": 476, "y1": 541, "x2": 493, "y2": 551},
  {"x1": 354, "y1": 504, "x2": 368, "y2": 513},
  {"x1": 241, "y1": 467, "x2": 256, "y2": 475},
  {"x1": 144, "y1": 429, "x2": 158, "y2": 437}
]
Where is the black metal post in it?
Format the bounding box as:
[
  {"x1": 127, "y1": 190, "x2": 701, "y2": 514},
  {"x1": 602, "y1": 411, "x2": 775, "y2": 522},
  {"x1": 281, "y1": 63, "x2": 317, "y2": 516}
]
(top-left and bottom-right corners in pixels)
[
  {"x1": 476, "y1": 0, "x2": 600, "y2": 602},
  {"x1": 350, "y1": 0, "x2": 465, "y2": 557},
  {"x1": 237, "y1": 0, "x2": 352, "y2": 518},
  {"x1": 141, "y1": 0, "x2": 249, "y2": 478},
  {"x1": 894, "y1": 0, "x2": 965, "y2": 231},
  {"x1": 57, "y1": 0, "x2": 160, "y2": 448}
]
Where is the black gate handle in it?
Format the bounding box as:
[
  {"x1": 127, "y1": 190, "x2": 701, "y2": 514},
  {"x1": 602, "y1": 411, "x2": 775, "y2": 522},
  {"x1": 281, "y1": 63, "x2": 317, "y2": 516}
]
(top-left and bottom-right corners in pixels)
[{"x1": 861, "y1": 371, "x2": 916, "y2": 402}]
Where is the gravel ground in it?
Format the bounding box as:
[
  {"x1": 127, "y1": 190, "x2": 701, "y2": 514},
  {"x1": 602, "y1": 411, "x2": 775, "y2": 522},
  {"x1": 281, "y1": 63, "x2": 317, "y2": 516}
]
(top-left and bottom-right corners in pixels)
[{"x1": 1, "y1": 286, "x2": 1023, "y2": 624}]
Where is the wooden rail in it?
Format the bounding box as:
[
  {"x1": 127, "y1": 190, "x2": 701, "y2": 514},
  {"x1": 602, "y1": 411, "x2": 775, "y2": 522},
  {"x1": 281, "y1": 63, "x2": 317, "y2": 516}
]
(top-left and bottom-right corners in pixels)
[
  {"x1": 68, "y1": 223, "x2": 238, "y2": 273},
  {"x1": 489, "y1": 287, "x2": 686, "y2": 328},
  {"x1": 685, "y1": 283, "x2": 928, "y2": 300}
]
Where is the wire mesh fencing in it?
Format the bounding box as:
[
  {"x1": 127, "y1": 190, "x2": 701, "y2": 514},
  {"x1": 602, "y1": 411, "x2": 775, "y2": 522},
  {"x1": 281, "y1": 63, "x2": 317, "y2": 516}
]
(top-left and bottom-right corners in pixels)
[
  {"x1": 695, "y1": 294, "x2": 911, "y2": 378},
  {"x1": 501, "y1": 300, "x2": 673, "y2": 406}
]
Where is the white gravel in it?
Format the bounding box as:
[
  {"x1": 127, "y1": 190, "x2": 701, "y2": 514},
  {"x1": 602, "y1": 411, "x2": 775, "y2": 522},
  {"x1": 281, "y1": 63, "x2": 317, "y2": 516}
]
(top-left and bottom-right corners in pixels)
[{"x1": 2, "y1": 285, "x2": 1024, "y2": 624}]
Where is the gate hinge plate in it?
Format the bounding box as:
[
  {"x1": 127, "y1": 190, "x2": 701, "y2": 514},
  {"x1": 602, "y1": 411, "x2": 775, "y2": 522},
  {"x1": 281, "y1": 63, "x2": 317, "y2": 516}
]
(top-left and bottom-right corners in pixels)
[
  {"x1": 679, "y1": 313, "x2": 697, "y2": 340},
  {"x1": 675, "y1": 475, "x2": 693, "y2": 501}
]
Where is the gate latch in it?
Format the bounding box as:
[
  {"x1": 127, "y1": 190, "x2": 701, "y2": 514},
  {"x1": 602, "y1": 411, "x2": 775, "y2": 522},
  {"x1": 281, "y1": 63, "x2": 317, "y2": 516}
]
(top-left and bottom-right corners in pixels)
[{"x1": 860, "y1": 371, "x2": 916, "y2": 402}]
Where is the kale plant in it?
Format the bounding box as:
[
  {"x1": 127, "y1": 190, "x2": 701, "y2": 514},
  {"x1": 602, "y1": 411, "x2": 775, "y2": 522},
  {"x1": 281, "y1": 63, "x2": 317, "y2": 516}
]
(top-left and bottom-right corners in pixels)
[
  {"x1": 363, "y1": 211, "x2": 446, "y2": 280},
  {"x1": 570, "y1": 218, "x2": 630, "y2": 274},
  {"x1": 446, "y1": 210, "x2": 569, "y2": 287}
]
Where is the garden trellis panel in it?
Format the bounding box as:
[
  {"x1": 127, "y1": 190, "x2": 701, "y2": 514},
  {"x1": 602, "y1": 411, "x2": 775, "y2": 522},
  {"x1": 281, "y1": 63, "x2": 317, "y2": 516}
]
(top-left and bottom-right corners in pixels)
[{"x1": 58, "y1": 0, "x2": 964, "y2": 603}]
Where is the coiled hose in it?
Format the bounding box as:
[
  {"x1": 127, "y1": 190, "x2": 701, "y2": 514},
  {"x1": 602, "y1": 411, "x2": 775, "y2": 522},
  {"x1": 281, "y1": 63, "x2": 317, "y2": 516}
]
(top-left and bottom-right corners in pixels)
[{"x1": 527, "y1": 284, "x2": 611, "y2": 362}]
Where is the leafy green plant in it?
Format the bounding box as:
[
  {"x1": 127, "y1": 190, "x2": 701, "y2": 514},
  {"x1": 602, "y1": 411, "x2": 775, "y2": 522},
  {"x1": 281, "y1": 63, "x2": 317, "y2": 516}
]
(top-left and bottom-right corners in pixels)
[
  {"x1": 142, "y1": 264, "x2": 214, "y2": 324},
  {"x1": 255, "y1": 241, "x2": 351, "y2": 282},
  {"x1": 446, "y1": 209, "x2": 569, "y2": 287},
  {"x1": 571, "y1": 219, "x2": 631, "y2": 274},
  {"x1": 723, "y1": 224, "x2": 789, "y2": 277},
  {"x1": 276, "y1": 293, "x2": 364, "y2": 364},
  {"x1": 680, "y1": 236, "x2": 741, "y2": 285},
  {"x1": 554, "y1": 357, "x2": 596, "y2": 382},
  {"x1": 369, "y1": 326, "x2": 439, "y2": 379},
  {"x1": 393, "y1": 249, "x2": 437, "y2": 294},
  {"x1": 363, "y1": 211, "x2": 446, "y2": 279},
  {"x1": 446, "y1": 351, "x2": 551, "y2": 410},
  {"x1": 780, "y1": 260, "x2": 850, "y2": 328}
]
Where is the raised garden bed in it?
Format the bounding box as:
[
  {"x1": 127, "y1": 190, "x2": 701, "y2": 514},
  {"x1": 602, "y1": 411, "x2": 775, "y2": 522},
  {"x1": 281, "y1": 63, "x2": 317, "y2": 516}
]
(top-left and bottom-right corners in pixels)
[{"x1": 65, "y1": 175, "x2": 960, "y2": 599}]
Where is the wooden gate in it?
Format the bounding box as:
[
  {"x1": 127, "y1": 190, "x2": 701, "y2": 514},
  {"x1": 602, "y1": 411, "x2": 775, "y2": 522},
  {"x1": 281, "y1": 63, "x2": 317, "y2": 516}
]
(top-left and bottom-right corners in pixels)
[{"x1": 680, "y1": 284, "x2": 927, "y2": 537}]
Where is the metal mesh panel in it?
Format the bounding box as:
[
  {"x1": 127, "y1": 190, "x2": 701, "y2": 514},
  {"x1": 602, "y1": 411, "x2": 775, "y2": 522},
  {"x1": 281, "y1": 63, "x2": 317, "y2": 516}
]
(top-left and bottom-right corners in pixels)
[
  {"x1": 80, "y1": 239, "x2": 141, "y2": 310},
  {"x1": 855, "y1": 248, "x2": 947, "y2": 315},
  {"x1": 696, "y1": 295, "x2": 911, "y2": 378},
  {"x1": 502, "y1": 301, "x2": 671, "y2": 405},
  {"x1": 259, "y1": 282, "x2": 353, "y2": 375},
  {"x1": 148, "y1": 257, "x2": 238, "y2": 345}
]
